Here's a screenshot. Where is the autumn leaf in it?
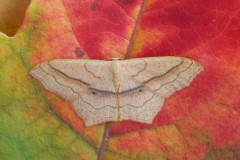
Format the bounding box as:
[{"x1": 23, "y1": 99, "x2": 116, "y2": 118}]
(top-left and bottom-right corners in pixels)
[{"x1": 1, "y1": 0, "x2": 240, "y2": 160}]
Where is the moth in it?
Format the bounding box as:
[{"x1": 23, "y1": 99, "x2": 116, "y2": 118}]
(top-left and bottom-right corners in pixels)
[{"x1": 30, "y1": 57, "x2": 203, "y2": 126}]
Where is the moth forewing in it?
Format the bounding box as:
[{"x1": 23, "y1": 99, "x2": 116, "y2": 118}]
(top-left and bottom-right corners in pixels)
[{"x1": 30, "y1": 57, "x2": 203, "y2": 126}]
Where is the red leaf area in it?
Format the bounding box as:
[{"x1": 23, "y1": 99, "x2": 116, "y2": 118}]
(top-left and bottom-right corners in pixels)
[
  {"x1": 107, "y1": 0, "x2": 240, "y2": 158},
  {"x1": 68, "y1": 0, "x2": 239, "y2": 129},
  {"x1": 34, "y1": 0, "x2": 240, "y2": 157},
  {"x1": 62, "y1": 0, "x2": 142, "y2": 59},
  {"x1": 111, "y1": 0, "x2": 240, "y2": 129}
]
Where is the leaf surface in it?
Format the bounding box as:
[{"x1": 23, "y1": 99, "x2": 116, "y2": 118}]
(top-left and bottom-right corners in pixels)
[{"x1": 1, "y1": 0, "x2": 240, "y2": 159}]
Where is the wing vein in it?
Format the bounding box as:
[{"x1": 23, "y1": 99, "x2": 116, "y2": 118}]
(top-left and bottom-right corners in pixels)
[
  {"x1": 143, "y1": 59, "x2": 184, "y2": 84},
  {"x1": 155, "y1": 62, "x2": 194, "y2": 92},
  {"x1": 39, "y1": 65, "x2": 80, "y2": 94},
  {"x1": 120, "y1": 93, "x2": 155, "y2": 108},
  {"x1": 48, "y1": 63, "x2": 90, "y2": 86},
  {"x1": 84, "y1": 62, "x2": 101, "y2": 79},
  {"x1": 131, "y1": 61, "x2": 147, "y2": 77},
  {"x1": 78, "y1": 96, "x2": 116, "y2": 110}
]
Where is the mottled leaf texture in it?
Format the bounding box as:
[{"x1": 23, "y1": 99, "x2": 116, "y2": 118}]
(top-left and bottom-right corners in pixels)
[{"x1": 0, "y1": 0, "x2": 240, "y2": 160}]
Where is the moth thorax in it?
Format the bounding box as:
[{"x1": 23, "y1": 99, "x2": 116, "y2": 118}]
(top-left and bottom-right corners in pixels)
[{"x1": 111, "y1": 60, "x2": 121, "y2": 92}]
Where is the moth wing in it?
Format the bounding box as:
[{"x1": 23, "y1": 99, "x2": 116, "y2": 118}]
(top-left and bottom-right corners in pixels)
[
  {"x1": 118, "y1": 57, "x2": 203, "y2": 123},
  {"x1": 30, "y1": 60, "x2": 118, "y2": 126}
]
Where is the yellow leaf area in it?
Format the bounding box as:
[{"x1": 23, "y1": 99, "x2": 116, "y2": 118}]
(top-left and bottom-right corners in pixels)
[
  {"x1": 0, "y1": 40, "x2": 96, "y2": 159},
  {"x1": 0, "y1": 0, "x2": 102, "y2": 159}
]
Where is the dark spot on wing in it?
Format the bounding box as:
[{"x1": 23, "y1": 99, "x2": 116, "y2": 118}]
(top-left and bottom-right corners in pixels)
[
  {"x1": 119, "y1": 86, "x2": 143, "y2": 95},
  {"x1": 90, "y1": 88, "x2": 115, "y2": 96},
  {"x1": 89, "y1": 86, "x2": 144, "y2": 96}
]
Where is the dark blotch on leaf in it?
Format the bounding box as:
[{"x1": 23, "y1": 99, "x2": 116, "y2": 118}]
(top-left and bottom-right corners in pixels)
[
  {"x1": 117, "y1": 0, "x2": 135, "y2": 5},
  {"x1": 90, "y1": 2, "x2": 99, "y2": 11},
  {"x1": 75, "y1": 47, "x2": 85, "y2": 58}
]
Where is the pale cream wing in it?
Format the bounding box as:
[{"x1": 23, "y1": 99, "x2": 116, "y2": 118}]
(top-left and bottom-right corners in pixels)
[
  {"x1": 118, "y1": 57, "x2": 203, "y2": 123},
  {"x1": 30, "y1": 59, "x2": 118, "y2": 126}
]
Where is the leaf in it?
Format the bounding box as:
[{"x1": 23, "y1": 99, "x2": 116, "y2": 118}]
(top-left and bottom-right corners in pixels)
[{"x1": 1, "y1": 0, "x2": 240, "y2": 160}]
